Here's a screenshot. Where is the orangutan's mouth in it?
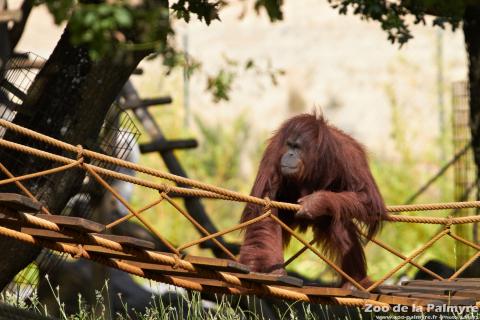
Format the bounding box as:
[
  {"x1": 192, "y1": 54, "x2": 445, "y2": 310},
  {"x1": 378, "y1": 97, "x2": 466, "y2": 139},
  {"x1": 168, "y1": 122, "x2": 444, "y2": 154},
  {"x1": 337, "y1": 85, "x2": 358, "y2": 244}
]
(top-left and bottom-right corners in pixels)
[{"x1": 281, "y1": 165, "x2": 298, "y2": 175}]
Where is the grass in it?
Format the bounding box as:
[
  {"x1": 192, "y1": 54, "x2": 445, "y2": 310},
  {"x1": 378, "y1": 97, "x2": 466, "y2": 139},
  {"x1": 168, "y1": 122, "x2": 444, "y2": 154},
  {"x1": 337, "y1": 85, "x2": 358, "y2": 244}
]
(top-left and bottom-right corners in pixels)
[
  {"x1": 5, "y1": 281, "x2": 478, "y2": 320},
  {"x1": 2, "y1": 278, "x2": 369, "y2": 320}
]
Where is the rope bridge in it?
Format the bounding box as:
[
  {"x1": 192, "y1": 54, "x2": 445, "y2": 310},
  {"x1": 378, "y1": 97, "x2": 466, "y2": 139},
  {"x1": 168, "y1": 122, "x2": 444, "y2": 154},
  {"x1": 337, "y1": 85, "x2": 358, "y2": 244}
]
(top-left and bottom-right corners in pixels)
[{"x1": 1, "y1": 119, "x2": 480, "y2": 309}]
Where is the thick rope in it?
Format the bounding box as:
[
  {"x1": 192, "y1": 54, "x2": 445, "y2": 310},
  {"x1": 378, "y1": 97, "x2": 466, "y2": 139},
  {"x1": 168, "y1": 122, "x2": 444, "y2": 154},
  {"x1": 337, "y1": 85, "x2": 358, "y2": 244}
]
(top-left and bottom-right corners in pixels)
[
  {"x1": 4, "y1": 120, "x2": 480, "y2": 217},
  {"x1": 364, "y1": 233, "x2": 444, "y2": 280},
  {"x1": 367, "y1": 229, "x2": 450, "y2": 292},
  {"x1": 3, "y1": 120, "x2": 480, "y2": 306},
  {"x1": 450, "y1": 251, "x2": 480, "y2": 279},
  {"x1": 163, "y1": 193, "x2": 238, "y2": 261},
  {"x1": 0, "y1": 208, "x2": 59, "y2": 231},
  {"x1": 0, "y1": 120, "x2": 296, "y2": 210},
  {"x1": 84, "y1": 164, "x2": 179, "y2": 254},
  {"x1": 0, "y1": 139, "x2": 235, "y2": 200},
  {"x1": 6, "y1": 201, "x2": 383, "y2": 307},
  {"x1": 3, "y1": 135, "x2": 480, "y2": 225},
  {"x1": 0, "y1": 162, "x2": 52, "y2": 215},
  {"x1": 177, "y1": 211, "x2": 271, "y2": 251},
  {"x1": 0, "y1": 221, "x2": 390, "y2": 307},
  {"x1": 269, "y1": 213, "x2": 366, "y2": 291},
  {"x1": 0, "y1": 160, "x2": 81, "y2": 186},
  {"x1": 387, "y1": 201, "x2": 480, "y2": 213},
  {"x1": 2, "y1": 210, "x2": 350, "y2": 304},
  {"x1": 105, "y1": 195, "x2": 166, "y2": 229}
]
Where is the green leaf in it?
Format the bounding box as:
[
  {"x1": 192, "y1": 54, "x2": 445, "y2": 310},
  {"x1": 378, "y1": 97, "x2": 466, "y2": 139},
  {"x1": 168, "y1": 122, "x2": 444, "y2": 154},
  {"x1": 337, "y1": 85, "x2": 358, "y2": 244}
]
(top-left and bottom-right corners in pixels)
[
  {"x1": 114, "y1": 7, "x2": 133, "y2": 28},
  {"x1": 97, "y1": 4, "x2": 112, "y2": 16},
  {"x1": 255, "y1": 0, "x2": 284, "y2": 22}
]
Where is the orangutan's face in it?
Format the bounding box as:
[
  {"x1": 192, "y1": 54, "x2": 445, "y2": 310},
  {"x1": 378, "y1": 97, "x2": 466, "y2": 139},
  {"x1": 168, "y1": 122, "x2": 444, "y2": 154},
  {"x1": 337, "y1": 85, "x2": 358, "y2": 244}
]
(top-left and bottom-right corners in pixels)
[{"x1": 280, "y1": 136, "x2": 305, "y2": 179}]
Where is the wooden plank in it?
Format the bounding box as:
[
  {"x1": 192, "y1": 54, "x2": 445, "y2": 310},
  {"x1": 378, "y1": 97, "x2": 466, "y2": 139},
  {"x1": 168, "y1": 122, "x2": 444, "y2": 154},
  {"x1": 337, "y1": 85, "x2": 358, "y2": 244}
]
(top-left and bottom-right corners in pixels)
[
  {"x1": 0, "y1": 218, "x2": 107, "y2": 246},
  {"x1": 0, "y1": 218, "x2": 20, "y2": 231},
  {"x1": 374, "y1": 286, "x2": 403, "y2": 294},
  {"x1": 17, "y1": 230, "x2": 148, "y2": 250},
  {"x1": 0, "y1": 193, "x2": 41, "y2": 212},
  {"x1": 229, "y1": 272, "x2": 303, "y2": 288},
  {"x1": 12, "y1": 227, "x2": 155, "y2": 251},
  {"x1": 0, "y1": 216, "x2": 22, "y2": 225},
  {"x1": 92, "y1": 233, "x2": 155, "y2": 249},
  {"x1": 20, "y1": 228, "x2": 76, "y2": 243},
  {"x1": 449, "y1": 278, "x2": 480, "y2": 282},
  {"x1": 82, "y1": 245, "x2": 249, "y2": 273},
  {"x1": 126, "y1": 261, "x2": 190, "y2": 276},
  {"x1": 121, "y1": 96, "x2": 172, "y2": 110},
  {"x1": 0, "y1": 79, "x2": 27, "y2": 101},
  {"x1": 126, "y1": 261, "x2": 302, "y2": 287},
  {"x1": 411, "y1": 287, "x2": 480, "y2": 299},
  {"x1": 181, "y1": 255, "x2": 249, "y2": 274},
  {"x1": 381, "y1": 284, "x2": 480, "y2": 299},
  {"x1": 276, "y1": 285, "x2": 370, "y2": 299},
  {"x1": 140, "y1": 139, "x2": 198, "y2": 154},
  {"x1": 82, "y1": 245, "x2": 137, "y2": 260},
  {"x1": 370, "y1": 294, "x2": 445, "y2": 307},
  {"x1": 378, "y1": 285, "x2": 454, "y2": 296},
  {"x1": 0, "y1": 211, "x2": 39, "y2": 226},
  {"x1": 402, "y1": 280, "x2": 480, "y2": 290},
  {"x1": 380, "y1": 291, "x2": 475, "y2": 305},
  {"x1": 36, "y1": 214, "x2": 105, "y2": 233},
  {"x1": 156, "y1": 272, "x2": 354, "y2": 301}
]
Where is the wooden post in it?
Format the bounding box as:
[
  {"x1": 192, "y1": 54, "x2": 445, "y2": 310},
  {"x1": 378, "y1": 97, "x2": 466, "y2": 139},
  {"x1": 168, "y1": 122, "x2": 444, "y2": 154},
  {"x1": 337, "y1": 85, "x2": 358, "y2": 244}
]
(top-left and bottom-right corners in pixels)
[{"x1": 452, "y1": 81, "x2": 476, "y2": 269}]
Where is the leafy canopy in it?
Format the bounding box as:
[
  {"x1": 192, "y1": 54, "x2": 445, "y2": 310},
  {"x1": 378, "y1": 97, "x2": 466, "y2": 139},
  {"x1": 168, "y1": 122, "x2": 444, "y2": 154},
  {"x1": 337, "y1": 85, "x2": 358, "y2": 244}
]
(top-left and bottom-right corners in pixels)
[
  {"x1": 36, "y1": 0, "x2": 222, "y2": 58},
  {"x1": 34, "y1": 0, "x2": 466, "y2": 101},
  {"x1": 36, "y1": 0, "x2": 468, "y2": 59}
]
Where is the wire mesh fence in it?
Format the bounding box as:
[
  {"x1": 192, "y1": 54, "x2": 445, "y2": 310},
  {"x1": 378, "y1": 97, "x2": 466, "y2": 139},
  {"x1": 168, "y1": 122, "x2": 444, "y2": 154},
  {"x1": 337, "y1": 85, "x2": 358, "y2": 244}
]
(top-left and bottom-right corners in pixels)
[{"x1": 0, "y1": 53, "x2": 141, "y2": 299}]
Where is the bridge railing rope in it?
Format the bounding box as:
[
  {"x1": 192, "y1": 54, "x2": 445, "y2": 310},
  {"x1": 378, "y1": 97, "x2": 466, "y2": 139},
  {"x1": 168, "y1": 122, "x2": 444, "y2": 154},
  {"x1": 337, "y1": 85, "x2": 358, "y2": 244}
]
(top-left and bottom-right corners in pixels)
[
  {"x1": 3, "y1": 118, "x2": 480, "y2": 217},
  {"x1": 1, "y1": 119, "x2": 480, "y2": 307}
]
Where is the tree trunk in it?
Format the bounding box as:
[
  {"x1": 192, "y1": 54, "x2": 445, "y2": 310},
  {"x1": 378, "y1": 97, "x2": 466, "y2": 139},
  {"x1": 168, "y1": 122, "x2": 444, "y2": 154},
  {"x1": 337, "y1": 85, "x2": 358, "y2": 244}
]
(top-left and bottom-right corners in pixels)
[
  {"x1": 0, "y1": 0, "x2": 10, "y2": 71},
  {"x1": 0, "y1": 26, "x2": 148, "y2": 289},
  {"x1": 465, "y1": 5, "x2": 480, "y2": 274}
]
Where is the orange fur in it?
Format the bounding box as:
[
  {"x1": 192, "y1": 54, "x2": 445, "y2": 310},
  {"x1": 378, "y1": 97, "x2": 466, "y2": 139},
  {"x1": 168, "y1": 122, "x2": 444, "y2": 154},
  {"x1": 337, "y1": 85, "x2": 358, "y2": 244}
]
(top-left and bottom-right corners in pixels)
[{"x1": 239, "y1": 114, "x2": 387, "y2": 284}]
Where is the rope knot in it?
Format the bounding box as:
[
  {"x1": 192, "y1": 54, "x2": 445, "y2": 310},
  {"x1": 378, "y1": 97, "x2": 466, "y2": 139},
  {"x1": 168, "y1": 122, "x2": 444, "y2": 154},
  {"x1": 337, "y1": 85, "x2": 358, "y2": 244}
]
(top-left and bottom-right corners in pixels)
[
  {"x1": 172, "y1": 254, "x2": 181, "y2": 269},
  {"x1": 160, "y1": 184, "x2": 173, "y2": 197},
  {"x1": 263, "y1": 197, "x2": 273, "y2": 214},
  {"x1": 445, "y1": 215, "x2": 453, "y2": 229},
  {"x1": 76, "y1": 145, "x2": 85, "y2": 164}
]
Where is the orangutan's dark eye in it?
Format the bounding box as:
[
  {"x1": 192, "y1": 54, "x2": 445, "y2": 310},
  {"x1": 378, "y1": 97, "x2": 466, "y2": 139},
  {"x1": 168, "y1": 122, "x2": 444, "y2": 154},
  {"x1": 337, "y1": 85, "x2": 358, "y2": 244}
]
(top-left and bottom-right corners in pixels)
[{"x1": 286, "y1": 140, "x2": 300, "y2": 149}]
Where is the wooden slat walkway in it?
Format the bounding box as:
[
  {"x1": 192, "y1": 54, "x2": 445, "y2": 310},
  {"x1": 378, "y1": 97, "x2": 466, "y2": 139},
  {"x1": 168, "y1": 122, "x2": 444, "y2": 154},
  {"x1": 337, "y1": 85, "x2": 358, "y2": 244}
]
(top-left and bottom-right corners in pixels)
[{"x1": 1, "y1": 193, "x2": 480, "y2": 307}]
